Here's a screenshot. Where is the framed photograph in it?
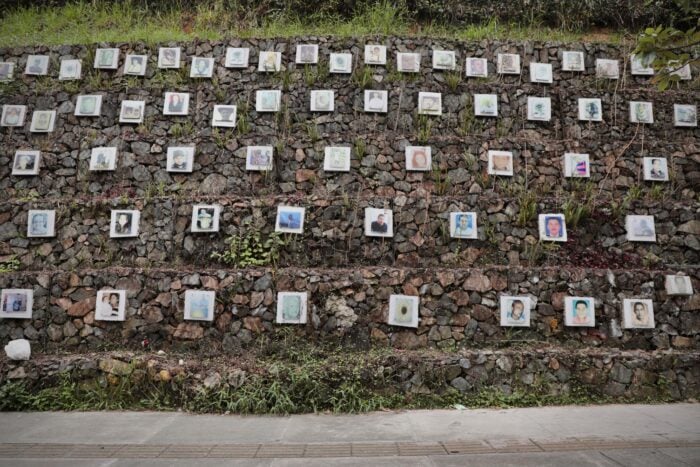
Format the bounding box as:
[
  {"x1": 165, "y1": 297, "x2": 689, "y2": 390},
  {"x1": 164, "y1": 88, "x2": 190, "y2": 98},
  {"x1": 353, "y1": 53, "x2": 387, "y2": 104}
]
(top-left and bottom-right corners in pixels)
[
  {"x1": 191, "y1": 204, "x2": 221, "y2": 233},
  {"x1": 432, "y1": 50, "x2": 456, "y2": 70},
  {"x1": 275, "y1": 206, "x2": 305, "y2": 234},
  {"x1": 396, "y1": 52, "x2": 420, "y2": 72},
  {"x1": 674, "y1": 104, "x2": 697, "y2": 127},
  {"x1": 190, "y1": 57, "x2": 214, "y2": 78},
  {"x1": 75, "y1": 95, "x2": 103, "y2": 117},
  {"x1": 110, "y1": 210, "x2": 140, "y2": 238},
  {"x1": 625, "y1": 215, "x2": 656, "y2": 242},
  {"x1": 119, "y1": 100, "x2": 145, "y2": 124},
  {"x1": 665, "y1": 275, "x2": 693, "y2": 296},
  {"x1": 212, "y1": 105, "x2": 237, "y2": 127},
  {"x1": 276, "y1": 292, "x2": 308, "y2": 324},
  {"x1": 0, "y1": 289, "x2": 33, "y2": 319},
  {"x1": 184, "y1": 290, "x2": 216, "y2": 321},
  {"x1": 578, "y1": 98, "x2": 602, "y2": 121},
  {"x1": 365, "y1": 207, "x2": 393, "y2": 237},
  {"x1": 465, "y1": 57, "x2": 487, "y2": 78},
  {"x1": 643, "y1": 157, "x2": 668, "y2": 182},
  {"x1": 59, "y1": 59, "x2": 81, "y2": 80},
  {"x1": 123, "y1": 54, "x2": 147, "y2": 76},
  {"x1": 564, "y1": 297, "x2": 595, "y2": 327},
  {"x1": 563, "y1": 153, "x2": 590, "y2": 178},
  {"x1": 225, "y1": 47, "x2": 250, "y2": 68},
  {"x1": 630, "y1": 54, "x2": 654, "y2": 75},
  {"x1": 167, "y1": 146, "x2": 195, "y2": 173},
  {"x1": 497, "y1": 53, "x2": 520, "y2": 74},
  {"x1": 329, "y1": 53, "x2": 352, "y2": 73},
  {"x1": 449, "y1": 212, "x2": 477, "y2": 239},
  {"x1": 258, "y1": 51, "x2": 282, "y2": 72},
  {"x1": 0, "y1": 62, "x2": 15, "y2": 81},
  {"x1": 310, "y1": 90, "x2": 335, "y2": 112},
  {"x1": 246, "y1": 146, "x2": 273, "y2": 171},
  {"x1": 89, "y1": 147, "x2": 118, "y2": 171},
  {"x1": 388, "y1": 294, "x2": 419, "y2": 328},
  {"x1": 27, "y1": 210, "x2": 56, "y2": 238},
  {"x1": 12, "y1": 150, "x2": 40, "y2": 175},
  {"x1": 296, "y1": 44, "x2": 319, "y2": 64},
  {"x1": 158, "y1": 47, "x2": 181, "y2": 68},
  {"x1": 529, "y1": 62, "x2": 553, "y2": 83},
  {"x1": 323, "y1": 146, "x2": 351, "y2": 172},
  {"x1": 487, "y1": 150, "x2": 513, "y2": 176},
  {"x1": 95, "y1": 290, "x2": 126, "y2": 321},
  {"x1": 629, "y1": 101, "x2": 653, "y2": 124},
  {"x1": 622, "y1": 299, "x2": 655, "y2": 329},
  {"x1": 596, "y1": 59, "x2": 619, "y2": 79},
  {"x1": 474, "y1": 94, "x2": 498, "y2": 117},
  {"x1": 25, "y1": 55, "x2": 49, "y2": 75},
  {"x1": 538, "y1": 213, "x2": 568, "y2": 242},
  {"x1": 163, "y1": 92, "x2": 190, "y2": 115},
  {"x1": 364, "y1": 90, "x2": 388, "y2": 113},
  {"x1": 94, "y1": 48, "x2": 119, "y2": 69},
  {"x1": 500, "y1": 296, "x2": 531, "y2": 327},
  {"x1": 1, "y1": 104, "x2": 27, "y2": 127},
  {"x1": 669, "y1": 62, "x2": 691, "y2": 80},
  {"x1": 405, "y1": 146, "x2": 431, "y2": 171},
  {"x1": 364, "y1": 44, "x2": 387, "y2": 65},
  {"x1": 418, "y1": 92, "x2": 442, "y2": 116},
  {"x1": 527, "y1": 96, "x2": 551, "y2": 121},
  {"x1": 256, "y1": 90, "x2": 281, "y2": 112},
  {"x1": 561, "y1": 51, "x2": 585, "y2": 72},
  {"x1": 29, "y1": 110, "x2": 56, "y2": 133}
]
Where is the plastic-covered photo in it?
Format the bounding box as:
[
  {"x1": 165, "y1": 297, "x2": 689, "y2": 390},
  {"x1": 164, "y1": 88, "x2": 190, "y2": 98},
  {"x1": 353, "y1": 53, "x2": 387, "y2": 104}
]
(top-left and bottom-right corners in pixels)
[
  {"x1": 629, "y1": 101, "x2": 653, "y2": 124},
  {"x1": 365, "y1": 207, "x2": 393, "y2": 237},
  {"x1": 190, "y1": 57, "x2": 214, "y2": 78},
  {"x1": 388, "y1": 294, "x2": 419, "y2": 328},
  {"x1": 405, "y1": 146, "x2": 431, "y2": 171},
  {"x1": 30, "y1": 110, "x2": 56, "y2": 133},
  {"x1": 397, "y1": 52, "x2": 420, "y2": 72},
  {"x1": 258, "y1": 51, "x2": 282, "y2": 72},
  {"x1": 578, "y1": 98, "x2": 602, "y2": 121},
  {"x1": 184, "y1": 290, "x2": 216, "y2": 321},
  {"x1": 418, "y1": 92, "x2": 441, "y2": 116},
  {"x1": 255, "y1": 90, "x2": 281, "y2": 112},
  {"x1": 564, "y1": 297, "x2": 595, "y2": 327},
  {"x1": 310, "y1": 90, "x2": 335, "y2": 112},
  {"x1": 625, "y1": 215, "x2": 656, "y2": 242},
  {"x1": 191, "y1": 204, "x2": 221, "y2": 233},
  {"x1": 449, "y1": 212, "x2": 477, "y2": 239},
  {"x1": 95, "y1": 290, "x2": 126, "y2": 321},
  {"x1": 225, "y1": 47, "x2": 250, "y2": 68},
  {"x1": 668, "y1": 61, "x2": 691, "y2": 80},
  {"x1": 630, "y1": 53, "x2": 654, "y2": 75},
  {"x1": 0, "y1": 289, "x2": 33, "y2": 319},
  {"x1": 275, "y1": 206, "x2": 305, "y2": 234},
  {"x1": 158, "y1": 47, "x2": 181, "y2": 68},
  {"x1": 487, "y1": 150, "x2": 513, "y2": 176},
  {"x1": 643, "y1": 157, "x2": 668, "y2": 182},
  {"x1": 27, "y1": 210, "x2": 56, "y2": 238},
  {"x1": 529, "y1": 62, "x2": 553, "y2": 83},
  {"x1": 75, "y1": 95, "x2": 103, "y2": 117},
  {"x1": 89, "y1": 147, "x2": 117, "y2": 171},
  {"x1": 329, "y1": 53, "x2": 352, "y2": 73},
  {"x1": 124, "y1": 54, "x2": 147, "y2": 75},
  {"x1": 474, "y1": 94, "x2": 498, "y2": 117},
  {"x1": 622, "y1": 299, "x2": 655, "y2": 329},
  {"x1": 497, "y1": 53, "x2": 520, "y2": 74},
  {"x1": 119, "y1": 100, "x2": 145, "y2": 123},
  {"x1": 563, "y1": 153, "x2": 590, "y2": 178},
  {"x1": 674, "y1": 104, "x2": 697, "y2": 127},
  {"x1": 364, "y1": 90, "x2": 388, "y2": 113},
  {"x1": 323, "y1": 146, "x2": 351, "y2": 172},
  {"x1": 25, "y1": 55, "x2": 49, "y2": 75},
  {"x1": 276, "y1": 292, "x2": 308, "y2": 324},
  {"x1": 163, "y1": 92, "x2": 190, "y2": 115},
  {"x1": 12, "y1": 150, "x2": 40, "y2": 175},
  {"x1": 167, "y1": 146, "x2": 195, "y2": 173},
  {"x1": 364, "y1": 44, "x2": 386, "y2": 65},
  {"x1": 296, "y1": 44, "x2": 319, "y2": 64},
  {"x1": 665, "y1": 275, "x2": 693, "y2": 296},
  {"x1": 432, "y1": 50, "x2": 456, "y2": 70},
  {"x1": 465, "y1": 57, "x2": 487, "y2": 77},
  {"x1": 561, "y1": 51, "x2": 584, "y2": 71},
  {"x1": 246, "y1": 146, "x2": 274, "y2": 171},
  {"x1": 1, "y1": 104, "x2": 27, "y2": 127},
  {"x1": 59, "y1": 59, "x2": 81, "y2": 80},
  {"x1": 212, "y1": 105, "x2": 237, "y2": 127},
  {"x1": 500, "y1": 296, "x2": 531, "y2": 327},
  {"x1": 527, "y1": 96, "x2": 551, "y2": 121},
  {"x1": 94, "y1": 48, "x2": 119, "y2": 69},
  {"x1": 0, "y1": 62, "x2": 15, "y2": 81},
  {"x1": 110, "y1": 210, "x2": 140, "y2": 238},
  {"x1": 596, "y1": 58, "x2": 619, "y2": 79},
  {"x1": 538, "y1": 213, "x2": 567, "y2": 242}
]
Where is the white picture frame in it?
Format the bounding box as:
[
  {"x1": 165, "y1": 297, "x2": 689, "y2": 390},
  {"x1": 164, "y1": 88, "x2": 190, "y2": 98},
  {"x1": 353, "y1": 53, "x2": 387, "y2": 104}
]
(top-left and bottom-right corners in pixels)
[
  {"x1": 94, "y1": 48, "x2": 120, "y2": 69},
  {"x1": 323, "y1": 146, "x2": 351, "y2": 172},
  {"x1": 258, "y1": 51, "x2": 282, "y2": 72},
  {"x1": 95, "y1": 290, "x2": 127, "y2": 321},
  {"x1": 630, "y1": 54, "x2": 654, "y2": 75},
  {"x1": 364, "y1": 45, "x2": 386, "y2": 65},
  {"x1": 622, "y1": 299, "x2": 655, "y2": 329},
  {"x1": 255, "y1": 90, "x2": 281, "y2": 112},
  {"x1": 474, "y1": 94, "x2": 498, "y2": 117},
  {"x1": 75, "y1": 95, "x2": 103, "y2": 117},
  {"x1": 629, "y1": 101, "x2": 653, "y2": 124},
  {"x1": 669, "y1": 62, "x2": 692, "y2": 80},
  {"x1": 184, "y1": 290, "x2": 216, "y2": 322},
  {"x1": 158, "y1": 47, "x2": 181, "y2": 69},
  {"x1": 449, "y1": 212, "x2": 477, "y2": 239},
  {"x1": 12, "y1": 150, "x2": 40, "y2": 176},
  {"x1": 527, "y1": 96, "x2": 551, "y2": 121},
  {"x1": 276, "y1": 291, "x2": 308, "y2": 324},
  {"x1": 487, "y1": 150, "x2": 513, "y2": 176},
  {"x1": 1, "y1": 104, "x2": 27, "y2": 127},
  {"x1": 405, "y1": 146, "x2": 431, "y2": 171},
  {"x1": 119, "y1": 100, "x2": 145, "y2": 124},
  {"x1": 432, "y1": 50, "x2": 456, "y2": 70},
  {"x1": 310, "y1": 90, "x2": 335, "y2": 112},
  {"x1": 465, "y1": 57, "x2": 488, "y2": 77},
  {"x1": 211, "y1": 105, "x2": 237, "y2": 127},
  {"x1": 564, "y1": 297, "x2": 595, "y2": 327},
  {"x1": 191, "y1": 204, "x2": 221, "y2": 233},
  {"x1": 329, "y1": 53, "x2": 352, "y2": 73},
  {"x1": 29, "y1": 110, "x2": 56, "y2": 133},
  {"x1": 497, "y1": 53, "x2": 520, "y2": 74},
  {"x1": 625, "y1": 215, "x2": 656, "y2": 242},
  {"x1": 59, "y1": 59, "x2": 81, "y2": 80},
  {"x1": 123, "y1": 54, "x2": 147, "y2": 76},
  {"x1": 418, "y1": 92, "x2": 442, "y2": 116},
  {"x1": 163, "y1": 92, "x2": 190, "y2": 116},
  {"x1": 296, "y1": 44, "x2": 319, "y2": 64},
  {"x1": 0, "y1": 62, "x2": 15, "y2": 81},
  {"x1": 563, "y1": 153, "x2": 590, "y2": 178},
  {"x1": 578, "y1": 98, "x2": 603, "y2": 122},
  {"x1": 246, "y1": 146, "x2": 273, "y2": 171},
  {"x1": 388, "y1": 294, "x2": 419, "y2": 328},
  {"x1": 561, "y1": 51, "x2": 585, "y2": 72},
  {"x1": 396, "y1": 52, "x2": 420, "y2": 73},
  {"x1": 190, "y1": 57, "x2": 214, "y2": 78},
  {"x1": 225, "y1": 47, "x2": 250, "y2": 68},
  {"x1": 0, "y1": 289, "x2": 33, "y2": 319},
  {"x1": 674, "y1": 104, "x2": 697, "y2": 127},
  {"x1": 275, "y1": 206, "x2": 305, "y2": 234},
  {"x1": 596, "y1": 59, "x2": 619, "y2": 79},
  {"x1": 27, "y1": 209, "x2": 56, "y2": 238},
  {"x1": 538, "y1": 213, "x2": 568, "y2": 242},
  {"x1": 365, "y1": 207, "x2": 393, "y2": 237},
  {"x1": 500, "y1": 296, "x2": 531, "y2": 327},
  {"x1": 665, "y1": 275, "x2": 693, "y2": 296},
  {"x1": 364, "y1": 90, "x2": 388, "y2": 113},
  {"x1": 642, "y1": 157, "x2": 669, "y2": 182},
  {"x1": 110, "y1": 210, "x2": 140, "y2": 238},
  {"x1": 25, "y1": 55, "x2": 49, "y2": 75},
  {"x1": 89, "y1": 147, "x2": 118, "y2": 171},
  {"x1": 529, "y1": 62, "x2": 553, "y2": 83},
  {"x1": 166, "y1": 146, "x2": 195, "y2": 173}
]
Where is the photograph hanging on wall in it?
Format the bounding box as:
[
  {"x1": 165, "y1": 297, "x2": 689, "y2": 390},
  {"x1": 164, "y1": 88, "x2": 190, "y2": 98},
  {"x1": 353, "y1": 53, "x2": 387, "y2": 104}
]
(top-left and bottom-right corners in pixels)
[
  {"x1": 432, "y1": 50, "x2": 456, "y2": 70},
  {"x1": 563, "y1": 153, "x2": 590, "y2": 178},
  {"x1": 388, "y1": 294, "x2": 419, "y2": 328},
  {"x1": 465, "y1": 57, "x2": 488, "y2": 77},
  {"x1": 621, "y1": 299, "x2": 655, "y2": 329},
  {"x1": 527, "y1": 96, "x2": 551, "y2": 121},
  {"x1": 119, "y1": 100, "x2": 145, "y2": 123},
  {"x1": 29, "y1": 110, "x2": 56, "y2": 133},
  {"x1": 211, "y1": 105, "x2": 237, "y2": 128},
  {"x1": 397, "y1": 52, "x2": 420, "y2": 72},
  {"x1": 405, "y1": 146, "x2": 431, "y2": 171},
  {"x1": 12, "y1": 150, "x2": 40, "y2": 176},
  {"x1": 487, "y1": 150, "x2": 513, "y2": 176},
  {"x1": 276, "y1": 292, "x2": 308, "y2": 324},
  {"x1": 474, "y1": 94, "x2": 498, "y2": 117},
  {"x1": 629, "y1": 101, "x2": 653, "y2": 124},
  {"x1": 665, "y1": 275, "x2": 693, "y2": 296},
  {"x1": 310, "y1": 90, "x2": 335, "y2": 112},
  {"x1": 538, "y1": 213, "x2": 568, "y2": 242},
  {"x1": 0, "y1": 289, "x2": 33, "y2": 319},
  {"x1": 95, "y1": 290, "x2": 127, "y2": 321},
  {"x1": 418, "y1": 92, "x2": 442, "y2": 116},
  {"x1": 184, "y1": 290, "x2": 216, "y2": 321},
  {"x1": 190, "y1": 57, "x2": 214, "y2": 78},
  {"x1": 258, "y1": 51, "x2": 282, "y2": 72},
  {"x1": 365, "y1": 207, "x2": 393, "y2": 237},
  {"x1": 124, "y1": 54, "x2": 147, "y2": 76},
  {"x1": 625, "y1": 215, "x2": 656, "y2": 242},
  {"x1": 364, "y1": 90, "x2": 388, "y2": 113},
  {"x1": 27, "y1": 210, "x2": 56, "y2": 238},
  {"x1": 110, "y1": 210, "x2": 140, "y2": 238},
  {"x1": 1, "y1": 104, "x2": 27, "y2": 127},
  {"x1": 75, "y1": 95, "x2": 103, "y2": 117},
  {"x1": 246, "y1": 146, "x2": 274, "y2": 171},
  {"x1": 329, "y1": 53, "x2": 352, "y2": 73},
  {"x1": 94, "y1": 48, "x2": 119, "y2": 69},
  {"x1": 642, "y1": 157, "x2": 669, "y2": 182},
  {"x1": 225, "y1": 47, "x2": 250, "y2": 68},
  {"x1": 673, "y1": 104, "x2": 697, "y2": 127},
  {"x1": 163, "y1": 92, "x2": 190, "y2": 115},
  {"x1": 595, "y1": 58, "x2": 619, "y2": 79},
  {"x1": 0, "y1": 62, "x2": 14, "y2": 81},
  {"x1": 296, "y1": 44, "x2": 319, "y2": 64},
  {"x1": 158, "y1": 47, "x2": 181, "y2": 68},
  {"x1": 364, "y1": 44, "x2": 387, "y2": 65},
  {"x1": 500, "y1": 296, "x2": 531, "y2": 327},
  {"x1": 323, "y1": 146, "x2": 351, "y2": 172},
  {"x1": 255, "y1": 90, "x2": 281, "y2": 112},
  {"x1": 449, "y1": 212, "x2": 477, "y2": 239},
  {"x1": 561, "y1": 51, "x2": 585, "y2": 71},
  {"x1": 59, "y1": 59, "x2": 81, "y2": 80},
  {"x1": 166, "y1": 146, "x2": 195, "y2": 173},
  {"x1": 275, "y1": 206, "x2": 305, "y2": 234},
  {"x1": 668, "y1": 62, "x2": 692, "y2": 80},
  {"x1": 25, "y1": 55, "x2": 49, "y2": 75},
  {"x1": 564, "y1": 297, "x2": 595, "y2": 327},
  {"x1": 497, "y1": 53, "x2": 520, "y2": 74},
  {"x1": 630, "y1": 53, "x2": 654, "y2": 75},
  {"x1": 529, "y1": 62, "x2": 553, "y2": 83},
  {"x1": 191, "y1": 204, "x2": 221, "y2": 233},
  {"x1": 89, "y1": 147, "x2": 118, "y2": 171},
  {"x1": 578, "y1": 98, "x2": 603, "y2": 121}
]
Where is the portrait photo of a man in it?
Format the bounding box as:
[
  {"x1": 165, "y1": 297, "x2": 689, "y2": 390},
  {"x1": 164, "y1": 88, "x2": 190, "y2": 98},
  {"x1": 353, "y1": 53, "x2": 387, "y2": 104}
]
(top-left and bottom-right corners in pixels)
[{"x1": 365, "y1": 208, "x2": 393, "y2": 237}]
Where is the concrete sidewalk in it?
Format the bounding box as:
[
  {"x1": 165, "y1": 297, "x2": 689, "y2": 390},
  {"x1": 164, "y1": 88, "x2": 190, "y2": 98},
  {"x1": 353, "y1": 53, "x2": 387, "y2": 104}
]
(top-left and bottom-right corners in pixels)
[{"x1": 0, "y1": 403, "x2": 698, "y2": 466}]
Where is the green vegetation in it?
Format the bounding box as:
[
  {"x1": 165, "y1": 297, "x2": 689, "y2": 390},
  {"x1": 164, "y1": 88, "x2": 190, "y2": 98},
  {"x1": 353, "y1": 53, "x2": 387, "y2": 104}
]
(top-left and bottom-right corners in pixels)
[
  {"x1": 211, "y1": 230, "x2": 288, "y2": 268},
  {"x1": 0, "y1": 256, "x2": 21, "y2": 273}
]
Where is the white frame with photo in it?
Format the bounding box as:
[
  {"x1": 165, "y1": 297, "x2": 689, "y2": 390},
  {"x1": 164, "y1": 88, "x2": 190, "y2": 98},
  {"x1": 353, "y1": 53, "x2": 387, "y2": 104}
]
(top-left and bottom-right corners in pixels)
[
  {"x1": 163, "y1": 92, "x2": 190, "y2": 116},
  {"x1": 12, "y1": 150, "x2": 40, "y2": 176},
  {"x1": 296, "y1": 44, "x2": 319, "y2": 64},
  {"x1": 561, "y1": 51, "x2": 585, "y2": 72},
  {"x1": 621, "y1": 298, "x2": 655, "y2": 329},
  {"x1": 89, "y1": 147, "x2": 118, "y2": 171},
  {"x1": 255, "y1": 90, "x2": 281, "y2": 112},
  {"x1": 94, "y1": 48, "x2": 120, "y2": 69},
  {"x1": 75, "y1": 95, "x2": 103, "y2": 117},
  {"x1": 158, "y1": 47, "x2": 181, "y2": 69},
  {"x1": 29, "y1": 110, "x2": 56, "y2": 133},
  {"x1": 538, "y1": 213, "x2": 568, "y2": 242},
  {"x1": 364, "y1": 90, "x2": 388, "y2": 113},
  {"x1": 529, "y1": 62, "x2": 553, "y2": 83},
  {"x1": 418, "y1": 91, "x2": 442, "y2": 116},
  {"x1": 578, "y1": 98, "x2": 603, "y2": 122},
  {"x1": 166, "y1": 146, "x2": 195, "y2": 173},
  {"x1": 276, "y1": 291, "x2": 308, "y2": 324},
  {"x1": 0, "y1": 62, "x2": 15, "y2": 81},
  {"x1": 527, "y1": 96, "x2": 551, "y2": 121},
  {"x1": 323, "y1": 146, "x2": 351, "y2": 172},
  {"x1": 123, "y1": 54, "x2": 147, "y2": 76},
  {"x1": 191, "y1": 204, "x2": 221, "y2": 233},
  {"x1": 25, "y1": 55, "x2": 49, "y2": 75},
  {"x1": 310, "y1": 90, "x2": 335, "y2": 112},
  {"x1": 95, "y1": 289, "x2": 127, "y2": 322},
  {"x1": 669, "y1": 62, "x2": 692, "y2": 80},
  {"x1": 625, "y1": 215, "x2": 656, "y2": 242},
  {"x1": 665, "y1": 275, "x2": 693, "y2": 296},
  {"x1": 642, "y1": 157, "x2": 669, "y2": 182},
  {"x1": 595, "y1": 58, "x2": 619, "y2": 79},
  {"x1": 275, "y1": 206, "x2": 305, "y2": 234},
  {"x1": 225, "y1": 47, "x2": 250, "y2": 68},
  {"x1": 563, "y1": 152, "x2": 590, "y2": 178},
  {"x1": 211, "y1": 105, "x2": 237, "y2": 128},
  {"x1": 329, "y1": 53, "x2": 352, "y2": 73},
  {"x1": 246, "y1": 146, "x2": 274, "y2": 171},
  {"x1": 190, "y1": 57, "x2": 215, "y2": 78},
  {"x1": 465, "y1": 57, "x2": 488, "y2": 77},
  {"x1": 59, "y1": 59, "x2": 81, "y2": 80},
  {"x1": 500, "y1": 296, "x2": 531, "y2": 327},
  {"x1": 432, "y1": 50, "x2": 456, "y2": 70},
  {"x1": 364, "y1": 207, "x2": 393, "y2": 238},
  {"x1": 27, "y1": 209, "x2": 56, "y2": 238},
  {"x1": 0, "y1": 289, "x2": 33, "y2": 319},
  {"x1": 564, "y1": 296, "x2": 595, "y2": 327},
  {"x1": 1, "y1": 104, "x2": 27, "y2": 127},
  {"x1": 405, "y1": 145, "x2": 432, "y2": 171},
  {"x1": 388, "y1": 294, "x2": 420, "y2": 328},
  {"x1": 396, "y1": 52, "x2": 420, "y2": 73},
  {"x1": 487, "y1": 150, "x2": 514, "y2": 176},
  {"x1": 184, "y1": 290, "x2": 216, "y2": 322},
  {"x1": 474, "y1": 94, "x2": 498, "y2": 117},
  {"x1": 449, "y1": 212, "x2": 478, "y2": 240},
  {"x1": 497, "y1": 53, "x2": 520, "y2": 74},
  {"x1": 119, "y1": 100, "x2": 146, "y2": 124},
  {"x1": 630, "y1": 54, "x2": 654, "y2": 75},
  {"x1": 110, "y1": 210, "x2": 141, "y2": 238},
  {"x1": 673, "y1": 104, "x2": 697, "y2": 127},
  {"x1": 629, "y1": 101, "x2": 653, "y2": 124},
  {"x1": 258, "y1": 51, "x2": 282, "y2": 72},
  {"x1": 364, "y1": 44, "x2": 387, "y2": 65}
]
